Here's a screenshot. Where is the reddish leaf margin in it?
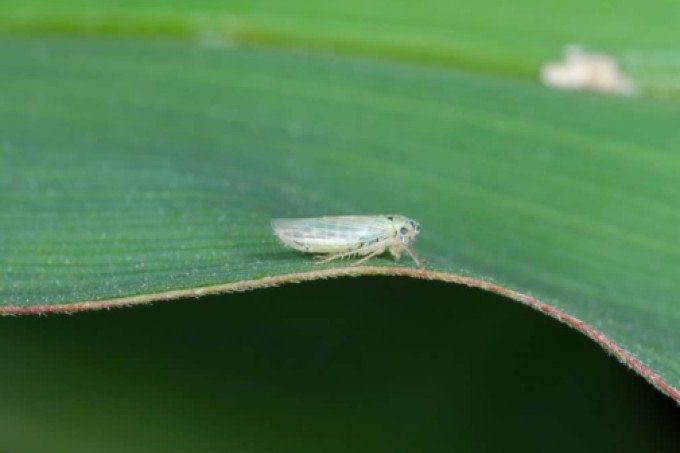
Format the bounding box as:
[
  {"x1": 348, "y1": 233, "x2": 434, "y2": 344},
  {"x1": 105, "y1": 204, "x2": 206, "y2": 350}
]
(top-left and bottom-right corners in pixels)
[{"x1": 2, "y1": 266, "x2": 678, "y2": 402}]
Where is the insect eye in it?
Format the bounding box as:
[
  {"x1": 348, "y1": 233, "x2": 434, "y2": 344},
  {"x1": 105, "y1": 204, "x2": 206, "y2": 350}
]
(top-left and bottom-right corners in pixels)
[{"x1": 399, "y1": 227, "x2": 409, "y2": 235}]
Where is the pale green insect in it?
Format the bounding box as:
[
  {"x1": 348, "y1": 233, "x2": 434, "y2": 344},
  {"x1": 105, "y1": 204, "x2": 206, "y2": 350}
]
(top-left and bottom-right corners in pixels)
[{"x1": 271, "y1": 215, "x2": 423, "y2": 266}]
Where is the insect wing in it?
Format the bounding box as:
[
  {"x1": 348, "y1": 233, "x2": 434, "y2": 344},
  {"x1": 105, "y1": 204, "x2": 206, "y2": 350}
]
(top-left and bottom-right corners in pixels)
[{"x1": 272, "y1": 216, "x2": 394, "y2": 253}]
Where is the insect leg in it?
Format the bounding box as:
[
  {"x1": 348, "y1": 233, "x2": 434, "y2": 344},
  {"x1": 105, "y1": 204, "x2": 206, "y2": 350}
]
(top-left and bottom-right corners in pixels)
[
  {"x1": 314, "y1": 249, "x2": 360, "y2": 264},
  {"x1": 350, "y1": 245, "x2": 387, "y2": 266},
  {"x1": 405, "y1": 246, "x2": 423, "y2": 267},
  {"x1": 389, "y1": 243, "x2": 404, "y2": 262},
  {"x1": 315, "y1": 242, "x2": 387, "y2": 265}
]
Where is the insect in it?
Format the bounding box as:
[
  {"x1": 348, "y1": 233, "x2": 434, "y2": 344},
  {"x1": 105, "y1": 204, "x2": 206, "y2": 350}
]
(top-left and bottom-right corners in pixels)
[{"x1": 271, "y1": 215, "x2": 423, "y2": 266}]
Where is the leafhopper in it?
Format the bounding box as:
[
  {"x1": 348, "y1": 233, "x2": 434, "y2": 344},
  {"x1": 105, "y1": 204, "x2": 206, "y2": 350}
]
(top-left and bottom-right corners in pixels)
[{"x1": 271, "y1": 215, "x2": 423, "y2": 266}]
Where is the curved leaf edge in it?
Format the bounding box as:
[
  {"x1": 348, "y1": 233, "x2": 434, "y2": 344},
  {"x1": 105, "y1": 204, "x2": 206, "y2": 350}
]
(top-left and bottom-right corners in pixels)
[{"x1": 2, "y1": 266, "x2": 678, "y2": 403}]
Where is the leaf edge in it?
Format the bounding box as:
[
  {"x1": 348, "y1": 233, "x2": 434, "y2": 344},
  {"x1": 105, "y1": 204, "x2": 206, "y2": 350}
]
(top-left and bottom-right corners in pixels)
[{"x1": 3, "y1": 266, "x2": 678, "y2": 403}]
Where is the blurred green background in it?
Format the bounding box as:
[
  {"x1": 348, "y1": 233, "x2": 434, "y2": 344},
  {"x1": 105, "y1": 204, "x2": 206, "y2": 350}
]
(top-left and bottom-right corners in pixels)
[
  {"x1": 2, "y1": 279, "x2": 679, "y2": 452},
  {"x1": 3, "y1": 0, "x2": 680, "y2": 96}
]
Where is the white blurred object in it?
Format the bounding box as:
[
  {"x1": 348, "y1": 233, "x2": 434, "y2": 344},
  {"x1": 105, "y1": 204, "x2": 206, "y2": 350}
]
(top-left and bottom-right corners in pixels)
[{"x1": 541, "y1": 46, "x2": 636, "y2": 95}]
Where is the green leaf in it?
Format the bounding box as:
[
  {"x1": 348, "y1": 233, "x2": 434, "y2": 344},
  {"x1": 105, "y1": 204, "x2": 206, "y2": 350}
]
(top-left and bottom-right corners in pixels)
[{"x1": 2, "y1": 36, "x2": 680, "y2": 402}]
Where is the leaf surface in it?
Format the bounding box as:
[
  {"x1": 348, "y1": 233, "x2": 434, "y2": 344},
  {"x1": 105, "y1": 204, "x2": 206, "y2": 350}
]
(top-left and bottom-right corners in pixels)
[{"x1": 1, "y1": 32, "x2": 679, "y2": 400}]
